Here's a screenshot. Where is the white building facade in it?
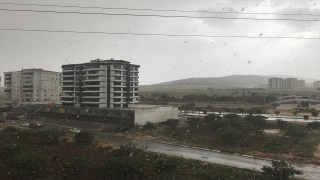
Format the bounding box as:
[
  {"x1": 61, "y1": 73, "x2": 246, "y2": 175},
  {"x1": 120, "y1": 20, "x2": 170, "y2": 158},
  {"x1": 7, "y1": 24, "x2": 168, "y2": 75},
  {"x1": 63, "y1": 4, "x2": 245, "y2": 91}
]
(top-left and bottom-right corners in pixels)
[
  {"x1": 3, "y1": 69, "x2": 60, "y2": 106},
  {"x1": 61, "y1": 59, "x2": 140, "y2": 108}
]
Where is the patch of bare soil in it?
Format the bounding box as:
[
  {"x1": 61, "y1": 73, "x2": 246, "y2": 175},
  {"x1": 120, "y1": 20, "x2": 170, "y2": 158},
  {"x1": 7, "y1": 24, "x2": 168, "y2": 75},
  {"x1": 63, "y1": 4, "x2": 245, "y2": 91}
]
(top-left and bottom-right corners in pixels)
[
  {"x1": 266, "y1": 110, "x2": 313, "y2": 117},
  {"x1": 314, "y1": 144, "x2": 320, "y2": 158}
]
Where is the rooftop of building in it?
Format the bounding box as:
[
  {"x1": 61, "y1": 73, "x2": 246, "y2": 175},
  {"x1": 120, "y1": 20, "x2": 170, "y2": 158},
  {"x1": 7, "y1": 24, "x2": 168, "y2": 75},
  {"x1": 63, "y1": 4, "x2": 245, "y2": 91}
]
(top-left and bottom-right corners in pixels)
[
  {"x1": 62, "y1": 59, "x2": 140, "y2": 67},
  {"x1": 4, "y1": 68, "x2": 60, "y2": 74}
]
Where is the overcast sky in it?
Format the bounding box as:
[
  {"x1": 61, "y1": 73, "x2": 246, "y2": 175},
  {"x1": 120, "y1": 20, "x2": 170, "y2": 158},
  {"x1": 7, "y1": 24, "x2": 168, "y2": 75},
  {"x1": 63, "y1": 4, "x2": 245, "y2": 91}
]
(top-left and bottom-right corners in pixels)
[{"x1": 0, "y1": 0, "x2": 319, "y2": 85}]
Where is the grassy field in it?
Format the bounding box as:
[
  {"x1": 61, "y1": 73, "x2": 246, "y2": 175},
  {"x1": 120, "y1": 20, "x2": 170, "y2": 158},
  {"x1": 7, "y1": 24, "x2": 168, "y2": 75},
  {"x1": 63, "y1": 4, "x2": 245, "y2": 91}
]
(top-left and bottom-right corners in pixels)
[
  {"x1": 138, "y1": 115, "x2": 320, "y2": 165},
  {"x1": 140, "y1": 85, "x2": 319, "y2": 99}
]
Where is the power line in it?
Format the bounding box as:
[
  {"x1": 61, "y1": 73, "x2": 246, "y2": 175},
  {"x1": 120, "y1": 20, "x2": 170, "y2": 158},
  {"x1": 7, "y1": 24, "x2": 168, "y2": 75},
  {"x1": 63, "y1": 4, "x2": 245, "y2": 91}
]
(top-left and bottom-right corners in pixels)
[
  {"x1": 0, "y1": 28, "x2": 319, "y2": 40},
  {"x1": 1, "y1": 8, "x2": 318, "y2": 22},
  {"x1": 1, "y1": 2, "x2": 319, "y2": 17}
]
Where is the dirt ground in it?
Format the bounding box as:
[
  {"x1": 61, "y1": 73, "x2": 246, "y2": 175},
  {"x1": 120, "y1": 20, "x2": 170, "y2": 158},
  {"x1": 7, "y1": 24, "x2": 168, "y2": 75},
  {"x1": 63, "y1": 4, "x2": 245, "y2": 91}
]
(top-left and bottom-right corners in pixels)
[{"x1": 266, "y1": 110, "x2": 314, "y2": 117}]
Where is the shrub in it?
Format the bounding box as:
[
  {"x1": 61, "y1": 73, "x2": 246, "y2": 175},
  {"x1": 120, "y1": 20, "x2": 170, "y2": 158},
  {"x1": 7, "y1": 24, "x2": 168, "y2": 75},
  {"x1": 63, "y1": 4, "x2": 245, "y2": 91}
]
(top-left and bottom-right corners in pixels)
[
  {"x1": 159, "y1": 119, "x2": 180, "y2": 129},
  {"x1": 306, "y1": 121, "x2": 320, "y2": 130},
  {"x1": 73, "y1": 130, "x2": 95, "y2": 146},
  {"x1": 203, "y1": 114, "x2": 220, "y2": 122},
  {"x1": 262, "y1": 160, "x2": 303, "y2": 180},
  {"x1": 144, "y1": 121, "x2": 157, "y2": 131},
  {"x1": 7, "y1": 151, "x2": 51, "y2": 179},
  {"x1": 285, "y1": 127, "x2": 308, "y2": 139},
  {"x1": 219, "y1": 129, "x2": 243, "y2": 145},
  {"x1": 186, "y1": 117, "x2": 202, "y2": 127}
]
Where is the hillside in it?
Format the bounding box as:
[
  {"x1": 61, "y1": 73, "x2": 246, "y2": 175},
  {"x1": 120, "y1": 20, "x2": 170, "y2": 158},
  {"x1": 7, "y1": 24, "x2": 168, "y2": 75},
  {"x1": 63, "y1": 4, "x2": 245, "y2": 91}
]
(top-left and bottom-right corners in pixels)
[
  {"x1": 156, "y1": 75, "x2": 269, "y2": 88},
  {"x1": 153, "y1": 75, "x2": 318, "y2": 88}
]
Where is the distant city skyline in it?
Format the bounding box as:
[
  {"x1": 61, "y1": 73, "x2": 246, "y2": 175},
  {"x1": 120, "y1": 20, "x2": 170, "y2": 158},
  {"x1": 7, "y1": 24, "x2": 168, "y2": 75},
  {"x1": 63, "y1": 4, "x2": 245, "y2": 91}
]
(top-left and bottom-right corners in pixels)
[{"x1": 0, "y1": 0, "x2": 319, "y2": 85}]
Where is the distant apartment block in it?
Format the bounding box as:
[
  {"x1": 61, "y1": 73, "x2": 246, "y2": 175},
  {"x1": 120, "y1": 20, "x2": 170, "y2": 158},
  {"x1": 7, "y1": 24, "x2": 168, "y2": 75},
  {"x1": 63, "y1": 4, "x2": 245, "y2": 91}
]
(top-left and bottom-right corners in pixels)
[
  {"x1": 297, "y1": 80, "x2": 305, "y2": 88},
  {"x1": 3, "y1": 69, "x2": 60, "y2": 106},
  {"x1": 268, "y1": 77, "x2": 304, "y2": 89},
  {"x1": 61, "y1": 59, "x2": 140, "y2": 108},
  {"x1": 314, "y1": 81, "x2": 320, "y2": 90}
]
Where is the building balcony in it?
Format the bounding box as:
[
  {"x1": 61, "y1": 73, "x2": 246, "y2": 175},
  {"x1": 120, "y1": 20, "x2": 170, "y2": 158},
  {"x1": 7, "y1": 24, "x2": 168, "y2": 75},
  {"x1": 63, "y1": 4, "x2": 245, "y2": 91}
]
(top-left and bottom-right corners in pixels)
[
  {"x1": 62, "y1": 74, "x2": 75, "y2": 77},
  {"x1": 62, "y1": 79, "x2": 75, "y2": 82}
]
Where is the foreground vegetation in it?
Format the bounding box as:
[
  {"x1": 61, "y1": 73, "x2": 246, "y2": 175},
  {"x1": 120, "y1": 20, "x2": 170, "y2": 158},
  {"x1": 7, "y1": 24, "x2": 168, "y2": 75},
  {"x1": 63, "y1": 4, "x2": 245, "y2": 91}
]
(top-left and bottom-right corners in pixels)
[
  {"x1": 143, "y1": 114, "x2": 320, "y2": 163},
  {"x1": 0, "y1": 127, "x2": 275, "y2": 180}
]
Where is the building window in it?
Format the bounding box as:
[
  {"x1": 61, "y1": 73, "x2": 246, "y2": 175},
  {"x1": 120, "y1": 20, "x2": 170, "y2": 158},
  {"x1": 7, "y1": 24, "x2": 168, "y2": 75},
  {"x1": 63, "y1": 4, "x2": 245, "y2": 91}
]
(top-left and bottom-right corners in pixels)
[
  {"x1": 134, "y1": 88, "x2": 138, "y2": 91},
  {"x1": 114, "y1": 93, "x2": 121, "y2": 96},
  {"x1": 123, "y1": 71, "x2": 127, "y2": 75},
  {"x1": 134, "y1": 93, "x2": 139, "y2": 96},
  {"x1": 115, "y1": 76, "x2": 121, "y2": 80},
  {"x1": 113, "y1": 104, "x2": 121, "y2": 108},
  {"x1": 114, "y1": 87, "x2": 121, "y2": 91},
  {"x1": 114, "y1": 65, "x2": 121, "y2": 69},
  {"x1": 114, "y1": 82, "x2": 121, "y2": 85},
  {"x1": 123, "y1": 82, "x2": 127, "y2": 86},
  {"x1": 135, "y1": 67, "x2": 138, "y2": 71},
  {"x1": 114, "y1": 98, "x2": 121, "y2": 102},
  {"x1": 115, "y1": 71, "x2": 122, "y2": 74}
]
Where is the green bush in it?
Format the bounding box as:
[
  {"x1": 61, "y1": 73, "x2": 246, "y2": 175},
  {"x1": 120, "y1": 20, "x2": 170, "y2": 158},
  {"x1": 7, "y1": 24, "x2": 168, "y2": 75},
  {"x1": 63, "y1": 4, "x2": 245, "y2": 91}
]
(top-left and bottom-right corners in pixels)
[
  {"x1": 262, "y1": 160, "x2": 303, "y2": 180},
  {"x1": 285, "y1": 127, "x2": 308, "y2": 139},
  {"x1": 144, "y1": 121, "x2": 157, "y2": 131},
  {"x1": 210, "y1": 119, "x2": 230, "y2": 130},
  {"x1": 7, "y1": 151, "x2": 51, "y2": 179},
  {"x1": 60, "y1": 157, "x2": 93, "y2": 178},
  {"x1": 155, "y1": 157, "x2": 181, "y2": 174},
  {"x1": 203, "y1": 114, "x2": 220, "y2": 122},
  {"x1": 73, "y1": 130, "x2": 95, "y2": 146},
  {"x1": 306, "y1": 121, "x2": 320, "y2": 129},
  {"x1": 219, "y1": 129, "x2": 243, "y2": 145},
  {"x1": 186, "y1": 117, "x2": 202, "y2": 127},
  {"x1": 0, "y1": 141, "x2": 30, "y2": 159},
  {"x1": 159, "y1": 119, "x2": 180, "y2": 129}
]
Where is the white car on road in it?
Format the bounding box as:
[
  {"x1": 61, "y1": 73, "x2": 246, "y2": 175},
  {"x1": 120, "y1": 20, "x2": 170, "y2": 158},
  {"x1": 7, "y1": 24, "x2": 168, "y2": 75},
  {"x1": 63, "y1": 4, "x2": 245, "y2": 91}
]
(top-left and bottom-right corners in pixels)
[
  {"x1": 21, "y1": 122, "x2": 30, "y2": 127},
  {"x1": 70, "y1": 128, "x2": 81, "y2": 133}
]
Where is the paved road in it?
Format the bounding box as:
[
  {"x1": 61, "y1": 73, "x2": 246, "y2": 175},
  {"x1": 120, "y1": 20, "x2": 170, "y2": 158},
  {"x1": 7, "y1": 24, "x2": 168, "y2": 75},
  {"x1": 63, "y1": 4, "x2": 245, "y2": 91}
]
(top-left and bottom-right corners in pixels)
[
  {"x1": 93, "y1": 133, "x2": 319, "y2": 180},
  {"x1": 10, "y1": 118, "x2": 320, "y2": 179}
]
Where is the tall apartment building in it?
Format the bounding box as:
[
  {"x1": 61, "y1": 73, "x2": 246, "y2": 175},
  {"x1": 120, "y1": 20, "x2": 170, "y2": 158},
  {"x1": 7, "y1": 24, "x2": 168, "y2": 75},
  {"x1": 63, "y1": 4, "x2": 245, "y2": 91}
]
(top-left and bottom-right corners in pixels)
[
  {"x1": 286, "y1": 78, "x2": 297, "y2": 89},
  {"x1": 314, "y1": 81, "x2": 320, "y2": 90},
  {"x1": 3, "y1": 69, "x2": 60, "y2": 105},
  {"x1": 268, "y1": 77, "x2": 300, "y2": 89},
  {"x1": 61, "y1": 59, "x2": 140, "y2": 108},
  {"x1": 268, "y1": 77, "x2": 278, "y2": 89},
  {"x1": 297, "y1": 80, "x2": 305, "y2": 88}
]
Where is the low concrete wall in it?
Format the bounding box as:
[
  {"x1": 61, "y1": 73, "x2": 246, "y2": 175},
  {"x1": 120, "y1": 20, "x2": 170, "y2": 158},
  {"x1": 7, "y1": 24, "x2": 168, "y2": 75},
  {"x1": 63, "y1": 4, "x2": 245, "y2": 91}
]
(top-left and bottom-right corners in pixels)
[
  {"x1": 134, "y1": 106, "x2": 178, "y2": 125},
  {"x1": 276, "y1": 104, "x2": 297, "y2": 110}
]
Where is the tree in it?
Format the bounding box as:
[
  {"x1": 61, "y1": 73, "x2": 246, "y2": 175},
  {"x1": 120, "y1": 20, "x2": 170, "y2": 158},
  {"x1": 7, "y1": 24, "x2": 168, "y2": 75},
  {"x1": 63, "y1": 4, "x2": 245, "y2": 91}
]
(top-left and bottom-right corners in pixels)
[
  {"x1": 223, "y1": 107, "x2": 230, "y2": 114},
  {"x1": 256, "y1": 108, "x2": 262, "y2": 116},
  {"x1": 277, "y1": 119, "x2": 286, "y2": 129},
  {"x1": 311, "y1": 110, "x2": 319, "y2": 120},
  {"x1": 206, "y1": 105, "x2": 214, "y2": 112},
  {"x1": 274, "y1": 110, "x2": 280, "y2": 118},
  {"x1": 292, "y1": 110, "x2": 299, "y2": 119},
  {"x1": 237, "y1": 107, "x2": 245, "y2": 116},
  {"x1": 262, "y1": 160, "x2": 303, "y2": 180},
  {"x1": 196, "y1": 107, "x2": 202, "y2": 114},
  {"x1": 73, "y1": 130, "x2": 94, "y2": 146}
]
